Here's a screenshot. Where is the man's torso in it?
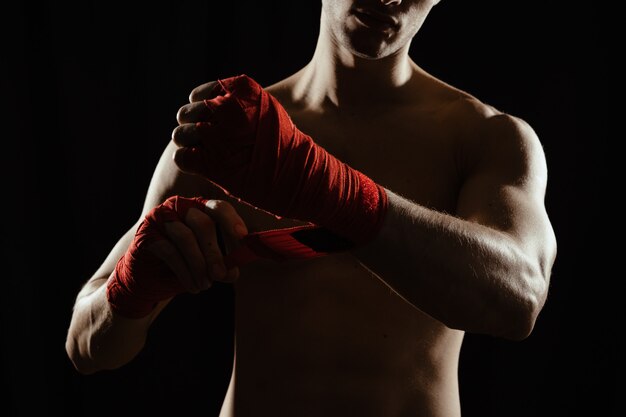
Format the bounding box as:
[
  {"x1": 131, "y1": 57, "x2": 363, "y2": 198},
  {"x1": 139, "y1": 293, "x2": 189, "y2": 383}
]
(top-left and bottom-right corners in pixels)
[{"x1": 215, "y1": 69, "x2": 497, "y2": 417}]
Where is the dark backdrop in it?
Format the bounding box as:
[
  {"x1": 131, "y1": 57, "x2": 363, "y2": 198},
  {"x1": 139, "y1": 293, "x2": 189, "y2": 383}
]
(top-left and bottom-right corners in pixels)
[{"x1": 2, "y1": 1, "x2": 615, "y2": 416}]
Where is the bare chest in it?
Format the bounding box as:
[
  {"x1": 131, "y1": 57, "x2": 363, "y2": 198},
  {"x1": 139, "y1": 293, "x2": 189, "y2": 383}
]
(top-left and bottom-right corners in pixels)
[
  {"x1": 296, "y1": 109, "x2": 462, "y2": 212},
  {"x1": 224, "y1": 105, "x2": 467, "y2": 409}
]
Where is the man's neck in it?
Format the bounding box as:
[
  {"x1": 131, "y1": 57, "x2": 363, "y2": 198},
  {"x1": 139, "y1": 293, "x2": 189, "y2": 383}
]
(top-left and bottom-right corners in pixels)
[{"x1": 292, "y1": 23, "x2": 416, "y2": 112}]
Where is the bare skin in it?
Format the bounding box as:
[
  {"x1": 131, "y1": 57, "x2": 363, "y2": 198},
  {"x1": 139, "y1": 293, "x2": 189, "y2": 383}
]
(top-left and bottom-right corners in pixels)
[{"x1": 66, "y1": 1, "x2": 557, "y2": 416}]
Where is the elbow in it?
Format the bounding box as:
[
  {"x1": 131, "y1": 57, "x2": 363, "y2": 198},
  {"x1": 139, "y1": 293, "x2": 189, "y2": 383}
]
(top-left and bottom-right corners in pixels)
[
  {"x1": 65, "y1": 329, "x2": 146, "y2": 375},
  {"x1": 65, "y1": 337, "x2": 128, "y2": 375},
  {"x1": 65, "y1": 336, "x2": 100, "y2": 375},
  {"x1": 500, "y1": 297, "x2": 541, "y2": 341},
  {"x1": 65, "y1": 331, "x2": 123, "y2": 375},
  {"x1": 444, "y1": 258, "x2": 550, "y2": 340},
  {"x1": 503, "y1": 235, "x2": 556, "y2": 341},
  {"x1": 500, "y1": 268, "x2": 549, "y2": 341}
]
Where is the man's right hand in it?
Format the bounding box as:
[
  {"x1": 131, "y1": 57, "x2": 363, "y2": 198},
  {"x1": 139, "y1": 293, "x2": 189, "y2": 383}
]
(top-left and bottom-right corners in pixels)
[
  {"x1": 173, "y1": 75, "x2": 387, "y2": 244},
  {"x1": 106, "y1": 196, "x2": 248, "y2": 319}
]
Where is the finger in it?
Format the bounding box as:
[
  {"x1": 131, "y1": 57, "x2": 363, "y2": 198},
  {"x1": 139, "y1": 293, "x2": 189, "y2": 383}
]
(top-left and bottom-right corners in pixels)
[
  {"x1": 173, "y1": 146, "x2": 210, "y2": 177},
  {"x1": 205, "y1": 199, "x2": 249, "y2": 239},
  {"x1": 176, "y1": 101, "x2": 216, "y2": 125},
  {"x1": 189, "y1": 80, "x2": 226, "y2": 103},
  {"x1": 172, "y1": 123, "x2": 216, "y2": 148},
  {"x1": 182, "y1": 91, "x2": 249, "y2": 126},
  {"x1": 212, "y1": 213, "x2": 238, "y2": 283},
  {"x1": 203, "y1": 200, "x2": 249, "y2": 281},
  {"x1": 147, "y1": 239, "x2": 197, "y2": 293},
  {"x1": 163, "y1": 221, "x2": 211, "y2": 293},
  {"x1": 183, "y1": 207, "x2": 228, "y2": 282}
]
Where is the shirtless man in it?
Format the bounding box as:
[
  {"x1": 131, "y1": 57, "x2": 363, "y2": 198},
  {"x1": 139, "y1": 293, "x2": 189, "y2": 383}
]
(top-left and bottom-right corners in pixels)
[{"x1": 65, "y1": 0, "x2": 557, "y2": 416}]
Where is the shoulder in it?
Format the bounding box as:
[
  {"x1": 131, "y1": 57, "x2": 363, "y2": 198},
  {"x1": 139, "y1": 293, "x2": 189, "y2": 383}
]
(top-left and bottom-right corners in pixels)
[
  {"x1": 417, "y1": 68, "x2": 539, "y2": 148},
  {"x1": 459, "y1": 97, "x2": 541, "y2": 155},
  {"x1": 478, "y1": 108, "x2": 545, "y2": 179},
  {"x1": 455, "y1": 98, "x2": 547, "y2": 188},
  {"x1": 432, "y1": 85, "x2": 547, "y2": 186}
]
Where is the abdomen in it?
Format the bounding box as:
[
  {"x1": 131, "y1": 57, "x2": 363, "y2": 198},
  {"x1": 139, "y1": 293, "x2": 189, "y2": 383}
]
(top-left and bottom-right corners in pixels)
[{"x1": 231, "y1": 253, "x2": 464, "y2": 417}]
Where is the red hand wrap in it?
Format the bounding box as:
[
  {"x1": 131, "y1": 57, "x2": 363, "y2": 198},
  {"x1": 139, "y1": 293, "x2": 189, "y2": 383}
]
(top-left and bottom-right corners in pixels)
[
  {"x1": 223, "y1": 224, "x2": 355, "y2": 269},
  {"x1": 106, "y1": 196, "x2": 208, "y2": 318},
  {"x1": 178, "y1": 74, "x2": 388, "y2": 244}
]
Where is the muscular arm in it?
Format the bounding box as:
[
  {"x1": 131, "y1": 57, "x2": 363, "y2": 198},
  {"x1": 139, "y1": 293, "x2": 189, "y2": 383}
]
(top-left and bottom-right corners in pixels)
[
  {"x1": 65, "y1": 140, "x2": 220, "y2": 374},
  {"x1": 175, "y1": 77, "x2": 556, "y2": 340},
  {"x1": 354, "y1": 114, "x2": 557, "y2": 340},
  {"x1": 64, "y1": 224, "x2": 160, "y2": 374}
]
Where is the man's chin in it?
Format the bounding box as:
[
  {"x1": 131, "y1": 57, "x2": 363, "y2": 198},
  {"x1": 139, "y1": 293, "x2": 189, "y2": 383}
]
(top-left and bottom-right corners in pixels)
[
  {"x1": 349, "y1": 45, "x2": 394, "y2": 61},
  {"x1": 346, "y1": 37, "x2": 397, "y2": 60}
]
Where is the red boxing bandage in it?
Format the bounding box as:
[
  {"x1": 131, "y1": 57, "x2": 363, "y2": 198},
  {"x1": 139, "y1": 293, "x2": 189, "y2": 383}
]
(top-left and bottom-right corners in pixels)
[
  {"x1": 176, "y1": 74, "x2": 388, "y2": 244},
  {"x1": 106, "y1": 196, "x2": 208, "y2": 319},
  {"x1": 224, "y1": 224, "x2": 354, "y2": 269}
]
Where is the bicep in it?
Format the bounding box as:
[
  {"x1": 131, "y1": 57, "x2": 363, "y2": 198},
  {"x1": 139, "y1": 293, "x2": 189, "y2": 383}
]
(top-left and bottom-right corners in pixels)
[
  {"x1": 141, "y1": 139, "x2": 224, "y2": 215},
  {"x1": 456, "y1": 114, "x2": 556, "y2": 267}
]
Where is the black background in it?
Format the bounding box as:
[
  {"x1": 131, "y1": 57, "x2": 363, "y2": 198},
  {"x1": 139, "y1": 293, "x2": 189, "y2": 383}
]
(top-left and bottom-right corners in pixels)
[{"x1": 1, "y1": 1, "x2": 616, "y2": 416}]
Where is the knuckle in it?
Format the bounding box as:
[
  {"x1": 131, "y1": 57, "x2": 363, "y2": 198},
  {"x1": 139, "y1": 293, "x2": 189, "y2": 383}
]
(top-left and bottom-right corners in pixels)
[
  {"x1": 205, "y1": 242, "x2": 222, "y2": 256},
  {"x1": 164, "y1": 221, "x2": 192, "y2": 241},
  {"x1": 156, "y1": 242, "x2": 177, "y2": 258},
  {"x1": 192, "y1": 258, "x2": 208, "y2": 276},
  {"x1": 186, "y1": 210, "x2": 214, "y2": 232},
  {"x1": 209, "y1": 260, "x2": 227, "y2": 281},
  {"x1": 205, "y1": 250, "x2": 223, "y2": 265}
]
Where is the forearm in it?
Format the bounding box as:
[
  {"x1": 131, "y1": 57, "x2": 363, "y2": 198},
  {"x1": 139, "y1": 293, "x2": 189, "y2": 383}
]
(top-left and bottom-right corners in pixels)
[
  {"x1": 174, "y1": 75, "x2": 552, "y2": 338},
  {"x1": 354, "y1": 191, "x2": 545, "y2": 340},
  {"x1": 65, "y1": 277, "x2": 159, "y2": 374}
]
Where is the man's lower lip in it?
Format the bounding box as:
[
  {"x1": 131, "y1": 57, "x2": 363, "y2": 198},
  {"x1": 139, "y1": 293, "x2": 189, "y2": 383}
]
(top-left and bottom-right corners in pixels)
[{"x1": 353, "y1": 12, "x2": 395, "y2": 33}]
